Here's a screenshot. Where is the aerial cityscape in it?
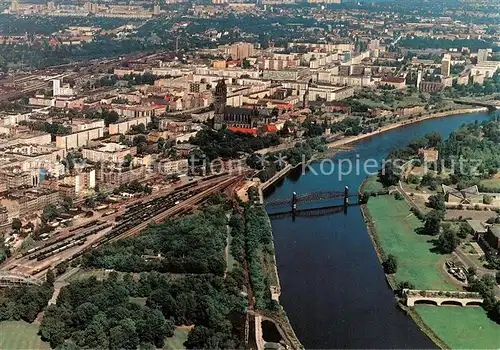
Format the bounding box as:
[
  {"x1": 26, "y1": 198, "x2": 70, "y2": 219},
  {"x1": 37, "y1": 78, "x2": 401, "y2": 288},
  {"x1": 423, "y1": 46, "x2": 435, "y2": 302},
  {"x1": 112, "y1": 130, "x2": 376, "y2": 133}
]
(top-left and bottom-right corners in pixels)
[{"x1": 0, "y1": 0, "x2": 499, "y2": 348}]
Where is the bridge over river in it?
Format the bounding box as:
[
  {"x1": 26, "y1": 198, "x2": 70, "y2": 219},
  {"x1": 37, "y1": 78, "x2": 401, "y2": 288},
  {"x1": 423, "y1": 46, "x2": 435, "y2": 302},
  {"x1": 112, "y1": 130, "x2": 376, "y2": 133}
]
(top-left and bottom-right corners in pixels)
[
  {"x1": 265, "y1": 186, "x2": 360, "y2": 216},
  {"x1": 405, "y1": 289, "x2": 484, "y2": 307}
]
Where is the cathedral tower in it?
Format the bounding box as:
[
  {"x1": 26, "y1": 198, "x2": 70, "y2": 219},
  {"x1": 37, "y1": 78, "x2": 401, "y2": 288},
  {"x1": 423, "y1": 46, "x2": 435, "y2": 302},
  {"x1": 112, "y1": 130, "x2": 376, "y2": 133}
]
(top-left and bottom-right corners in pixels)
[{"x1": 213, "y1": 79, "x2": 227, "y2": 130}]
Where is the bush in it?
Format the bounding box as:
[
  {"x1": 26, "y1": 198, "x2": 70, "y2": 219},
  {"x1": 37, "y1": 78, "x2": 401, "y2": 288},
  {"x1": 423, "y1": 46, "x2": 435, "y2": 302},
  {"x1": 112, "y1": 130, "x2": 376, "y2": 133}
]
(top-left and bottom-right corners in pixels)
[
  {"x1": 383, "y1": 254, "x2": 398, "y2": 274},
  {"x1": 394, "y1": 192, "x2": 404, "y2": 200}
]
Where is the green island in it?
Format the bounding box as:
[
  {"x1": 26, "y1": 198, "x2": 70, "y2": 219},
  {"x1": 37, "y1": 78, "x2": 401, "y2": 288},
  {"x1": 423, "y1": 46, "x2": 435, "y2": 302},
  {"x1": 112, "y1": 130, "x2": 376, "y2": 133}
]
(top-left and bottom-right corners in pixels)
[{"x1": 361, "y1": 119, "x2": 500, "y2": 349}]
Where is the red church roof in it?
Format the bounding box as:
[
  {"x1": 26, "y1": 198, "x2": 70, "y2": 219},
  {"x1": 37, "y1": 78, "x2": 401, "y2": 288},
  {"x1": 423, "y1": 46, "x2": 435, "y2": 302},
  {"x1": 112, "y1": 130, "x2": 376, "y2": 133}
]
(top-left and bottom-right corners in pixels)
[{"x1": 227, "y1": 126, "x2": 258, "y2": 135}]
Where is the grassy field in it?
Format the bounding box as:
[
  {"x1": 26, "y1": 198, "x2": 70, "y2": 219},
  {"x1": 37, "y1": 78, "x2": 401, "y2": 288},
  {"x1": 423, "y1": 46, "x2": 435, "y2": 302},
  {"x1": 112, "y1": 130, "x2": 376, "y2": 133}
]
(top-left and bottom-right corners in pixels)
[
  {"x1": 164, "y1": 327, "x2": 191, "y2": 350},
  {"x1": 0, "y1": 321, "x2": 49, "y2": 350},
  {"x1": 480, "y1": 178, "x2": 500, "y2": 190},
  {"x1": 361, "y1": 175, "x2": 385, "y2": 194},
  {"x1": 416, "y1": 306, "x2": 500, "y2": 349},
  {"x1": 367, "y1": 195, "x2": 458, "y2": 290}
]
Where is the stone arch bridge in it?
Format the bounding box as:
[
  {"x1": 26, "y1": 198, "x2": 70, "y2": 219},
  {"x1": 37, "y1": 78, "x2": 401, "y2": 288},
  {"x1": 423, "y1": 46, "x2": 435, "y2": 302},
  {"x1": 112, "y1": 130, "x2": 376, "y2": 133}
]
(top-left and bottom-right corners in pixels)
[{"x1": 404, "y1": 289, "x2": 484, "y2": 307}]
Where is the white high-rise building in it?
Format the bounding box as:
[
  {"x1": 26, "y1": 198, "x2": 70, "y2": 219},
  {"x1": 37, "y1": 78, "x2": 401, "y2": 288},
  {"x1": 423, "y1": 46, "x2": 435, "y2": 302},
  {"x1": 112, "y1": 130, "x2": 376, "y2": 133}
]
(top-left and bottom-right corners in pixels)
[
  {"x1": 52, "y1": 79, "x2": 75, "y2": 97},
  {"x1": 416, "y1": 70, "x2": 422, "y2": 90}
]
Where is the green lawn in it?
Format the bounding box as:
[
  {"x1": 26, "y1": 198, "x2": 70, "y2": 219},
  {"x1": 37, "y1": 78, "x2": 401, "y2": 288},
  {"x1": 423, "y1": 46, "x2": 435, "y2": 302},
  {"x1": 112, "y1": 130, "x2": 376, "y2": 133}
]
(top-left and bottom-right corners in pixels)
[
  {"x1": 480, "y1": 178, "x2": 500, "y2": 190},
  {"x1": 164, "y1": 327, "x2": 191, "y2": 349},
  {"x1": 367, "y1": 195, "x2": 457, "y2": 290},
  {"x1": 361, "y1": 175, "x2": 385, "y2": 194},
  {"x1": 416, "y1": 306, "x2": 500, "y2": 349},
  {"x1": 0, "y1": 321, "x2": 49, "y2": 350}
]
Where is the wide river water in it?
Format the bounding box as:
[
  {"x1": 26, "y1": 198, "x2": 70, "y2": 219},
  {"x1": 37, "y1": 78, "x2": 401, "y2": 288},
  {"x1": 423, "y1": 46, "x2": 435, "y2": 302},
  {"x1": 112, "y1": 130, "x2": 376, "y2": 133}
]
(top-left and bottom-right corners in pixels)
[{"x1": 265, "y1": 112, "x2": 494, "y2": 349}]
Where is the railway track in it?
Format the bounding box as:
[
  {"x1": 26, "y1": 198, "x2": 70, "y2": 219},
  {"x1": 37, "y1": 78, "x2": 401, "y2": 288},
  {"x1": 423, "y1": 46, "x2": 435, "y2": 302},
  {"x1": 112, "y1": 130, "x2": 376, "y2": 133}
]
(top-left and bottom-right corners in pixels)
[
  {"x1": 110, "y1": 175, "x2": 241, "y2": 242},
  {"x1": 1, "y1": 174, "x2": 245, "y2": 278}
]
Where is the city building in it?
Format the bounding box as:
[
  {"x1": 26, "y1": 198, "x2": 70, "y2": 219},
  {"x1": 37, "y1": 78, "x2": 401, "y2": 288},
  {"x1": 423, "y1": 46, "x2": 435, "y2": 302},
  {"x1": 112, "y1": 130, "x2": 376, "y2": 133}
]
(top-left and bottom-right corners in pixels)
[
  {"x1": 96, "y1": 165, "x2": 146, "y2": 187},
  {"x1": 157, "y1": 158, "x2": 189, "y2": 177},
  {"x1": 477, "y1": 49, "x2": 490, "y2": 63},
  {"x1": 441, "y1": 54, "x2": 451, "y2": 77},
  {"x1": 485, "y1": 226, "x2": 500, "y2": 251},
  {"x1": 1, "y1": 188, "x2": 60, "y2": 220},
  {"x1": 82, "y1": 143, "x2": 136, "y2": 164},
  {"x1": 56, "y1": 128, "x2": 105, "y2": 150}
]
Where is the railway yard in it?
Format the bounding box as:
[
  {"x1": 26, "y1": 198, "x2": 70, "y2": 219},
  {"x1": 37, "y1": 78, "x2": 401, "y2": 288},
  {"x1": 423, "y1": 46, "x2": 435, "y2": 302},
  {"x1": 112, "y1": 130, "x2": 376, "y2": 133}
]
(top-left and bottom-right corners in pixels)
[{"x1": 0, "y1": 173, "x2": 246, "y2": 280}]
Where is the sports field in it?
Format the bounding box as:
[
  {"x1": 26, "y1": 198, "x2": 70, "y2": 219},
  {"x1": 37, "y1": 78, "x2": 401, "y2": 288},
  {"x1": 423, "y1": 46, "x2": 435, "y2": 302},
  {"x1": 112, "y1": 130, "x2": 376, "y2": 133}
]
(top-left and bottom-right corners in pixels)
[
  {"x1": 164, "y1": 327, "x2": 191, "y2": 349},
  {"x1": 416, "y1": 306, "x2": 500, "y2": 349},
  {"x1": 0, "y1": 321, "x2": 49, "y2": 350},
  {"x1": 367, "y1": 195, "x2": 457, "y2": 290}
]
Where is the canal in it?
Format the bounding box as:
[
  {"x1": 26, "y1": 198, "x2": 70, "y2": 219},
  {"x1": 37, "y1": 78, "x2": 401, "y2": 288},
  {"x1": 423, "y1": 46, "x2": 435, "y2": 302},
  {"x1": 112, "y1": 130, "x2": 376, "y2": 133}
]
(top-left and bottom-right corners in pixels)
[{"x1": 265, "y1": 112, "x2": 494, "y2": 348}]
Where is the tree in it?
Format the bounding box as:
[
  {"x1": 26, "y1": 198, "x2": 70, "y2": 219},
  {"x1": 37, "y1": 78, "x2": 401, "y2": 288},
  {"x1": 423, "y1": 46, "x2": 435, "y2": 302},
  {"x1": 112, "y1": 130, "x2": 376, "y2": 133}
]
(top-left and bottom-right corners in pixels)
[
  {"x1": 39, "y1": 307, "x2": 69, "y2": 348},
  {"x1": 380, "y1": 162, "x2": 401, "y2": 187},
  {"x1": 383, "y1": 254, "x2": 398, "y2": 274},
  {"x1": 124, "y1": 154, "x2": 133, "y2": 164},
  {"x1": 425, "y1": 132, "x2": 442, "y2": 147},
  {"x1": 437, "y1": 224, "x2": 460, "y2": 253},
  {"x1": 103, "y1": 110, "x2": 119, "y2": 126},
  {"x1": 483, "y1": 194, "x2": 493, "y2": 205},
  {"x1": 409, "y1": 137, "x2": 429, "y2": 151},
  {"x1": 43, "y1": 204, "x2": 59, "y2": 222},
  {"x1": 396, "y1": 280, "x2": 415, "y2": 296},
  {"x1": 78, "y1": 316, "x2": 109, "y2": 348},
  {"x1": 85, "y1": 197, "x2": 95, "y2": 209},
  {"x1": 360, "y1": 191, "x2": 371, "y2": 203},
  {"x1": 423, "y1": 210, "x2": 444, "y2": 235},
  {"x1": 427, "y1": 194, "x2": 446, "y2": 211},
  {"x1": 46, "y1": 269, "x2": 55, "y2": 286},
  {"x1": 496, "y1": 271, "x2": 500, "y2": 285},
  {"x1": 11, "y1": 218, "x2": 22, "y2": 232},
  {"x1": 62, "y1": 196, "x2": 73, "y2": 211},
  {"x1": 109, "y1": 318, "x2": 139, "y2": 350},
  {"x1": 458, "y1": 222, "x2": 473, "y2": 239}
]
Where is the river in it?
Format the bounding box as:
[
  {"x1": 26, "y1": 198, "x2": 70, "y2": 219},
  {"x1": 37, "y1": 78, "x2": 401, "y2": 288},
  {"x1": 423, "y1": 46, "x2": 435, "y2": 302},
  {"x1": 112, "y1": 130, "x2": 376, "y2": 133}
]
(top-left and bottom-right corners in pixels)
[{"x1": 265, "y1": 112, "x2": 494, "y2": 349}]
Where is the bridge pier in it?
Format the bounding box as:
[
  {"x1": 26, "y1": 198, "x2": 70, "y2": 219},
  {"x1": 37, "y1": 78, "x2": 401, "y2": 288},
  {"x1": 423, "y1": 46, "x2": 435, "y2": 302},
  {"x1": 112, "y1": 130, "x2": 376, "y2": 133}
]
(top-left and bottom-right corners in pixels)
[
  {"x1": 291, "y1": 192, "x2": 297, "y2": 215},
  {"x1": 344, "y1": 186, "x2": 349, "y2": 207}
]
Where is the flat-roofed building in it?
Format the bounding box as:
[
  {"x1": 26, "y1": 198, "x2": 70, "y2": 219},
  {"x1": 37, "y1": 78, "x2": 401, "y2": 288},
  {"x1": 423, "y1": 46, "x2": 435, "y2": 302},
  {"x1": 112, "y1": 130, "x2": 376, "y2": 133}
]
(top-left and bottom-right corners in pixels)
[
  {"x1": 485, "y1": 226, "x2": 500, "y2": 250},
  {"x1": 56, "y1": 127, "x2": 105, "y2": 150},
  {"x1": 96, "y1": 164, "x2": 146, "y2": 187},
  {"x1": 1, "y1": 188, "x2": 60, "y2": 220},
  {"x1": 108, "y1": 116, "x2": 152, "y2": 135},
  {"x1": 82, "y1": 142, "x2": 136, "y2": 164},
  {"x1": 157, "y1": 158, "x2": 189, "y2": 177}
]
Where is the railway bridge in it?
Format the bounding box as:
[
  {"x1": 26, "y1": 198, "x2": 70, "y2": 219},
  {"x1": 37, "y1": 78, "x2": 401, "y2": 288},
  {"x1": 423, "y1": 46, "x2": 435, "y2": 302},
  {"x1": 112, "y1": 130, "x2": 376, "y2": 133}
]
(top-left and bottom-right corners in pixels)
[
  {"x1": 0, "y1": 272, "x2": 43, "y2": 287},
  {"x1": 265, "y1": 186, "x2": 359, "y2": 215},
  {"x1": 452, "y1": 99, "x2": 499, "y2": 111},
  {"x1": 404, "y1": 289, "x2": 484, "y2": 307}
]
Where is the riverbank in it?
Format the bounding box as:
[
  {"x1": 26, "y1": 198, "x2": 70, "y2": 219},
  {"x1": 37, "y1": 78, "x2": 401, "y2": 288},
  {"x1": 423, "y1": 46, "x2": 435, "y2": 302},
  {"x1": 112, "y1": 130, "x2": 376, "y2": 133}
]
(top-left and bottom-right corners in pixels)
[
  {"x1": 327, "y1": 107, "x2": 488, "y2": 149},
  {"x1": 359, "y1": 193, "x2": 450, "y2": 349},
  {"x1": 245, "y1": 203, "x2": 303, "y2": 349},
  {"x1": 360, "y1": 179, "x2": 500, "y2": 349}
]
